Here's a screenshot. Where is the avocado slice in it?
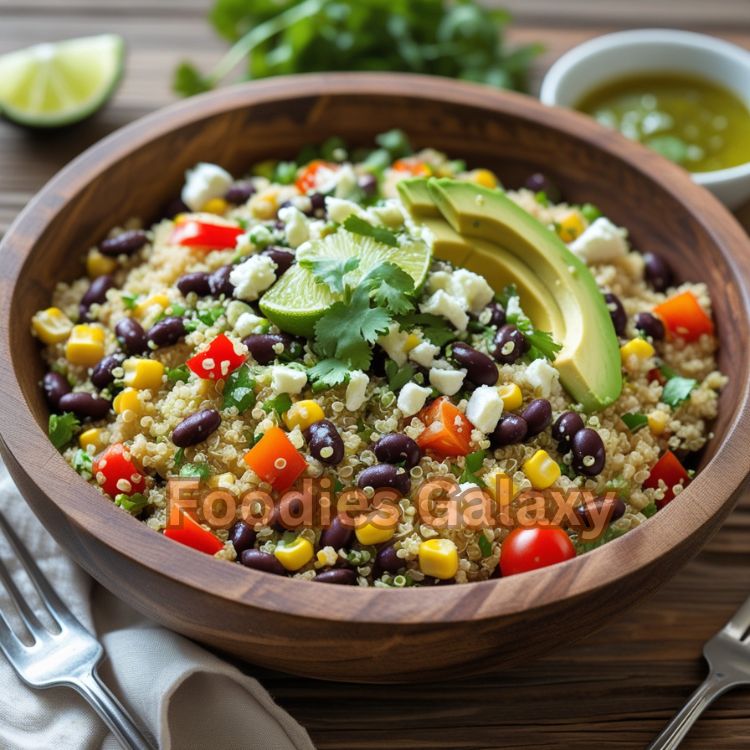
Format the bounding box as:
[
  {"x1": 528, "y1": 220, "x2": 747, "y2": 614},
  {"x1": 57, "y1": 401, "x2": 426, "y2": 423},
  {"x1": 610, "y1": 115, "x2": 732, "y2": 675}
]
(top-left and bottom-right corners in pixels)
[{"x1": 403, "y1": 178, "x2": 622, "y2": 411}]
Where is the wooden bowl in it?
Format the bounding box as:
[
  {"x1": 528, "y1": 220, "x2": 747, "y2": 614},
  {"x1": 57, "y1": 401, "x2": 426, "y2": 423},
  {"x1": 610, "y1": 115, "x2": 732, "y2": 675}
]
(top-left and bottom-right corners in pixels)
[{"x1": 1, "y1": 74, "x2": 749, "y2": 683}]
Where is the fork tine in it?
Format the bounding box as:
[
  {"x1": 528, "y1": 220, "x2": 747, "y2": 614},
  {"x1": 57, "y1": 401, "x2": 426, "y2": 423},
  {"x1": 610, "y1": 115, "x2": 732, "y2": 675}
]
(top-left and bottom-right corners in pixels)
[
  {"x1": 723, "y1": 592, "x2": 750, "y2": 639},
  {"x1": 0, "y1": 552, "x2": 46, "y2": 638},
  {"x1": 0, "y1": 605, "x2": 30, "y2": 665}
]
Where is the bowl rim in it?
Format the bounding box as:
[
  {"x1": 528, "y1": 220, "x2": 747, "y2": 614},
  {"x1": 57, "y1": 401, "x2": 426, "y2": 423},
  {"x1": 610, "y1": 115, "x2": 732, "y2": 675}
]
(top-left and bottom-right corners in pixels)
[
  {"x1": 2, "y1": 72, "x2": 750, "y2": 625},
  {"x1": 539, "y1": 28, "x2": 750, "y2": 185}
]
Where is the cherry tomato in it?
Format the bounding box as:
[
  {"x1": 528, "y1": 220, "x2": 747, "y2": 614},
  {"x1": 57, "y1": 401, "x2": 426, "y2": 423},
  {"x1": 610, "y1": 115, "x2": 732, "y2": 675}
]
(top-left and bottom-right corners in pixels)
[
  {"x1": 169, "y1": 219, "x2": 243, "y2": 250},
  {"x1": 187, "y1": 333, "x2": 247, "y2": 380},
  {"x1": 93, "y1": 443, "x2": 146, "y2": 498},
  {"x1": 500, "y1": 526, "x2": 576, "y2": 577}
]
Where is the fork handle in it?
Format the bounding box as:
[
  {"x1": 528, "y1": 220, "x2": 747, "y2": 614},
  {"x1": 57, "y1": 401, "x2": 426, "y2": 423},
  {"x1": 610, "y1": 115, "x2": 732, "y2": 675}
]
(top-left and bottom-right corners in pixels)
[
  {"x1": 71, "y1": 669, "x2": 157, "y2": 750},
  {"x1": 647, "y1": 672, "x2": 736, "y2": 750}
]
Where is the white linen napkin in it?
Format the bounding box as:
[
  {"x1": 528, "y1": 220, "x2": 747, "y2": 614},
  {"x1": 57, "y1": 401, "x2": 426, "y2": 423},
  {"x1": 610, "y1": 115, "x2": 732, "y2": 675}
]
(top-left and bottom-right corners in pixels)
[{"x1": 0, "y1": 459, "x2": 315, "y2": 750}]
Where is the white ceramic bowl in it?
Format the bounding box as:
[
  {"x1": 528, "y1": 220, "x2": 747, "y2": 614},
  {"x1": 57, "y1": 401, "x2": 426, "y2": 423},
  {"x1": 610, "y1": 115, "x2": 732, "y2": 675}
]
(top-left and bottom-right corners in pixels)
[{"x1": 540, "y1": 29, "x2": 750, "y2": 209}]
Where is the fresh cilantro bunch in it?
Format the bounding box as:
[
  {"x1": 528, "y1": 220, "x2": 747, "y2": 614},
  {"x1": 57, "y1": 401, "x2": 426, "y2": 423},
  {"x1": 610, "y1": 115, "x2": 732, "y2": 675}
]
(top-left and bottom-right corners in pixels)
[{"x1": 174, "y1": 0, "x2": 541, "y2": 96}]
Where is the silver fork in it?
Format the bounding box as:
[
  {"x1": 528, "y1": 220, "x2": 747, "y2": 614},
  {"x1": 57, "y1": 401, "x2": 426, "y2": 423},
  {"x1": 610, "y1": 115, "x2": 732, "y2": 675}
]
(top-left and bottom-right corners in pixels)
[
  {"x1": 0, "y1": 511, "x2": 156, "y2": 750},
  {"x1": 648, "y1": 593, "x2": 750, "y2": 749}
]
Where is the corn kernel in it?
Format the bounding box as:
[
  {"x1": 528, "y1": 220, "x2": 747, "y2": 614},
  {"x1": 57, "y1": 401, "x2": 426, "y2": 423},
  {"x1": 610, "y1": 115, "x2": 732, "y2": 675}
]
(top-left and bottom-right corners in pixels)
[
  {"x1": 648, "y1": 411, "x2": 668, "y2": 436},
  {"x1": 403, "y1": 333, "x2": 421, "y2": 352},
  {"x1": 283, "y1": 400, "x2": 325, "y2": 431},
  {"x1": 523, "y1": 449, "x2": 561, "y2": 490},
  {"x1": 32, "y1": 307, "x2": 73, "y2": 345},
  {"x1": 497, "y1": 383, "x2": 523, "y2": 411},
  {"x1": 620, "y1": 338, "x2": 655, "y2": 366},
  {"x1": 202, "y1": 197, "x2": 228, "y2": 215},
  {"x1": 557, "y1": 212, "x2": 585, "y2": 243},
  {"x1": 208, "y1": 472, "x2": 234, "y2": 489},
  {"x1": 122, "y1": 358, "x2": 165, "y2": 390},
  {"x1": 418, "y1": 538, "x2": 459, "y2": 579},
  {"x1": 274, "y1": 537, "x2": 314, "y2": 571},
  {"x1": 484, "y1": 469, "x2": 520, "y2": 505},
  {"x1": 134, "y1": 293, "x2": 170, "y2": 320},
  {"x1": 355, "y1": 518, "x2": 396, "y2": 546},
  {"x1": 86, "y1": 250, "x2": 117, "y2": 278},
  {"x1": 113, "y1": 388, "x2": 143, "y2": 415},
  {"x1": 79, "y1": 428, "x2": 104, "y2": 451},
  {"x1": 470, "y1": 169, "x2": 498, "y2": 189},
  {"x1": 173, "y1": 213, "x2": 189, "y2": 224},
  {"x1": 65, "y1": 325, "x2": 105, "y2": 366}
]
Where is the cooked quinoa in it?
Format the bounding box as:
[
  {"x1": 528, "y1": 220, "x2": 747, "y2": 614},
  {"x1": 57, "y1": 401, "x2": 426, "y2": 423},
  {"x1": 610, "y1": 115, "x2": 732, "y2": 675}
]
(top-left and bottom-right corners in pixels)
[{"x1": 32, "y1": 131, "x2": 725, "y2": 586}]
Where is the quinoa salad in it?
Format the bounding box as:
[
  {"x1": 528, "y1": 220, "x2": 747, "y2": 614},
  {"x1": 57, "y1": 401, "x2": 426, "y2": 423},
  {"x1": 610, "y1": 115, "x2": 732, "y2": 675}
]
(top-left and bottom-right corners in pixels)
[{"x1": 32, "y1": 130, "x2": 725, "y2": 586}]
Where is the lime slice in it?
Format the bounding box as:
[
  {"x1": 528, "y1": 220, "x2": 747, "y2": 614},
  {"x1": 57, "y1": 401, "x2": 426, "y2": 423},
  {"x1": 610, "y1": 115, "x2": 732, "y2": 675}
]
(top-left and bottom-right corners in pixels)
[
  {"x1": 260, "y1": 229, "x2": 432, "y2": 336},
  {"x1": 0, "y1": 35, "x2": 124, "y2": 128}
]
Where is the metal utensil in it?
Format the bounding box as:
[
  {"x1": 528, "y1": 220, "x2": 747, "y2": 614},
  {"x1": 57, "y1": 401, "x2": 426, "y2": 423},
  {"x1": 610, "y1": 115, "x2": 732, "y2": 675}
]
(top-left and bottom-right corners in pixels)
[
  {"x1": 649, "y1": 593, "x2": 750, "y2": 750},
  {"x1": 0, "y1": 511, "x2": 156, "y2": 750}
]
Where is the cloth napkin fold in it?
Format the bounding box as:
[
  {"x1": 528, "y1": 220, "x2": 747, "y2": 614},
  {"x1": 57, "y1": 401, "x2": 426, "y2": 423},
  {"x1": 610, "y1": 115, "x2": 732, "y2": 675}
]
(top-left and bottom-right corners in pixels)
[{"x1": 0, "y1": 459, "x2": 315, "y2": 750}]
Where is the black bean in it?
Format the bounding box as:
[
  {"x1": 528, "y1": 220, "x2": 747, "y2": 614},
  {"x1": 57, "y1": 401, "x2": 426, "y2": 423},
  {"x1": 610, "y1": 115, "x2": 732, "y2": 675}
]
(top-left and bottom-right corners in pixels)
[
  {"x1": 319, "y1": 515, "x2": 354, "y2": 550},
  {"x1": 374, "y1": 544, "x2": 403, "y2": 574},
  {"x1": 172, "y1": 409, "x2": 221, "y2": 448},
  {"x1": 224, "y1": 180, "x2": 255, "y2": 205},
  {"x1": 490, "y1": 414, "x2": 528, "y2": 446},
  {"x1": 147, "y1": 316, "x2": 185, "y2": 348},
  {"x1": 308, "y1": 192, "x2": 327, "y2": 218},
  {"x1": 42, "y1": 372, "x2": 71, "y2": 410},
  {"x1": 91, "y1": 352, "x2": 126, "y2": 390},
  {"x1": 552, "y1": 411, "x2": 585, "y2": 451},
  {"x1": 357, "y1": 464, "x2": 410, "y2": 495},
  {"x1": 524, "y1": 173, "x2": 561, "y2": 203},
  {"x1": 643, "y1": 252, "x2": 673, "y2": 292},
  {"x1": 571, "y1": 428, "x2": 606, "y2": 476},
  {"x1": 81, "y1": 274, "x2": 115, "y2": 312},
  {"x1": 373, "y1": 434, "x2": 422, "y2": 470},
  {"x1": 574, "y1": 496, "x2": 626, "y2": 529},
  {"x1": 451, "y1": 342, "x2": 498, "y2": 386},
  {"x1": 229, "y1": 521, "x2": 256, "y2": 555},
  {"x1": 208, "y1": 264, "x2": 234, "y2": 297},
  {"x1": 521, "y1": 398, "x2": 552, "y2": 438},
  {"x1": 604, "y1": 292, "x2": 627, "y2": 337},
  {"x1": 176, "y1": 271, "x2": 211, "y2": 297},
  {"x1": 314, "y1": 568, "x2": 357, "y2": 585},
  {"x1": 239, "y1": 549, "x2": 286, "y2": 575},
  {"x1": 273, "y1": 496, "x2": 305, "y2": 531},
  {"x1": 635, "y1": 311, "x2": 665, "y2": 341},
  {"x1": 242, "y1": 333, "x2": 296, "y2": 365},
  {"x1": 115, "y1": 317, "x2": 148, "y2": 355},
  {"x1": 493, "y1": 324, "x2": 528, "y2": 364},
  {"x1": 305, "y1": 419, "x2": 344, "y2": 465},
  {"x1": 484, "y1": 301, "x2": 506, "y2": 327},
  {"x1": 99, "y1": 229, "x2": 148, "y2": 257},
  {"x1": 357, "y1": 173, "x2": 378, "y2": 197},
  {"x1": 260, "y1": 246, "x2": 295, "y2": 276},
  {"x1": 58, "y1": 392, "x2": 110, "y2": 420}
]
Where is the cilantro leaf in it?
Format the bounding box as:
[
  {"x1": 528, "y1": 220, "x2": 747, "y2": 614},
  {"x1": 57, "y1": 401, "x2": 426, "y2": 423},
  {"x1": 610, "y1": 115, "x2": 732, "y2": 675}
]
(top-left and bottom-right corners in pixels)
[
  {"x1": 343, "y1": 216, "x2": 398, "y2": 247},
  {"x1": 662, "y1": 376, "x2": 697, "y2": 407},
  {"x1": 376, "y1": 129, "x2": 412, "y2": 159},
  {"x1": 642, "y1": 501, "x2": 658, "y2": 518},
  {"x1": 115, "y1": 492, "x2": 149, "y2": 515},
  {"x1": 263, "y1": 393, "x2": 293, "y2": 416},
  {"x1": 173, "y1": 447, "x2": 185, "y2": 468},
  {"x1": 477, "y1": 534, "x2": 492, "y2": 557},
  {"x1": 173, "y1": 61, "x2": 213, "y2": 97},
  {"x1": 121, "y1": 292, "x2": 139, "y2": 310},
  {"x1": 166, "y1": 364, "x2": 190, "y2": 383},
  {"x1": 72, "y1": 449, "x2": 93, "y2": 479},
  {"x1": 49, "y1": 412, "x2": 80, "y2": 450},
  {"x1": 396, "y1": 313, "x2": 456, "y2": 347},
  {"x1": 459, "y1": 450, "x2": 486, "y2": 486},
  {"x1": 222, "y1": 364, "x2": 256, "y2": 413},
  {"x1": 621, "y1": 412, "x2": 648, "y2": 432},
  {"x1": 361, "y1": 262, "x2": 415, "y2": 315},
  {"x1": 179, "y1": 462, "x2": 212, "y2": 481},
  {"x1": 505, "y1": 293, "x2": 561, "y2": 361},
  {"x1": 308, "y1": 358, "x2": 350, "y2": 388},
  {"x1": 299, "y1": 256, "x2": 360, "y2": 295},
  {"x1": 385, "y1": 360, "x2": 416, "y2": 391}
]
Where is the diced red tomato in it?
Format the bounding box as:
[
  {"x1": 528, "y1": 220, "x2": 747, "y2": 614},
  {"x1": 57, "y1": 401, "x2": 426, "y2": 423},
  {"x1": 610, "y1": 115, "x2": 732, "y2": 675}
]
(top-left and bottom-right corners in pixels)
[
  {"x1": 392, "y1": 158, "x2": 431, "y2": 177},
  {"x1": 415, "y1": 397, "x2": 472, "y2": 457},
  {"x1": 500, "y1": 527, "x2": 576, "y2": 577},
  {"x1": 164, "y1": 511, "x2": 223, "y2": 555},
  {"x1": 187, "y1": 333, "x2": 246, "y2": 380},
  {"x1": 93, "y1": 443, "x2": 146, "y2": 498},
  {"x1": 244, "y1": 426, "x2": 307, "y2": 492},
  {"x1": 653, "y1": 291, "x2": 714, "y2": 342},
  {"x1": 169, "y1": 219, "x2": 243, "y2": 251},
  {"x1": 643, "y1": 450, "x2": 691, "y2": 509},
  {"x1": 295, "y1": 159, "x2": 338, "y2": 193}
]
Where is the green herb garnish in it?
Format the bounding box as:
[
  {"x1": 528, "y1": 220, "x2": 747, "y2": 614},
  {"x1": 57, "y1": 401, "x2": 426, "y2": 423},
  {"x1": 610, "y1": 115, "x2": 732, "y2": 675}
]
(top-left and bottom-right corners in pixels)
[
  {"x1": 71, "y1": 449, "x2": 93, "y2": 479},
  {"x1": 308, "y1": 358, "x2": 350, "y2": 388},
  {"x1": 48, "y1": 412, "x2": 80, "y2": 450},
  {"x1": 396, "y1": 313, "x2": 456, "y2": 347},
  {"x1": 121, "y1": 292, "x2": 139, "y2": 310},
  {"x1": 222, "y1": 364, "x2": 256, "y2": 413},
  {"x1": 662, "y1": 376, "x2": 697, "y2": 408},
  {"x1": 621, "y1": 412, "x2": 649, "y2": 432},
  {"x1": 477, "y1": 534, "x2": 492, "y2": 557},
  {"x1": 385, "y1": 360, "x2": 416, "y2": 392},
  {"x1": 459, "y1": 450, "x2": 486, "y2": 486},
  {"x1": 115, "y1": 492, "x2": 149, "y2": 515},
  {"x1": 343, "y1": 215, "x2": 399, "y2": 248},
  {"x1": 166, "y1": 364, "x2": 190, "y2": 383},
  {"x1": 179, "y1": 462, "x2": 212, "y2": 481},
  {"x1": 263, "y1": 393, "x2": 293, "y2": 416}
]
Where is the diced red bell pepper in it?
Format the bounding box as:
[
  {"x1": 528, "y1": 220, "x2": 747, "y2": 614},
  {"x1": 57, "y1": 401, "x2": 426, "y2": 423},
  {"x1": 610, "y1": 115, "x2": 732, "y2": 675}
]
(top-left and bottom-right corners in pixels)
[
  {"x1": 93, "y1": 443, "x2": 146, "y2": 498},
  {"x1": 392, "y1": 158, "x2": 431, "y2": 177},
  {"x1": 643, "y1": 450, "x2": 691, "y2": 509},
  {"x1": 169, "y1": 219, "x2": 243, "y2": 251},
  {"x1": 244, "y1": 426, "x2": 307, "y2": 492},
  {"x1": 415, "y1": 397, "x2": 472, "y2": 457},
  {"x1": 187, "y1": 333, "x2": 247, "y2": 380},
  {"x1": 164, "y1": 511, "x2": 223, "y2": 555},
  {"x1": 295, "y1": 159, "x2": 338, "y2": 193},
  {"x1": 647, "y1": 367, "x2": 667, "y2": 386},
  {"x1": 653, "y1": 291, "x2": 714, "y2": 342}
]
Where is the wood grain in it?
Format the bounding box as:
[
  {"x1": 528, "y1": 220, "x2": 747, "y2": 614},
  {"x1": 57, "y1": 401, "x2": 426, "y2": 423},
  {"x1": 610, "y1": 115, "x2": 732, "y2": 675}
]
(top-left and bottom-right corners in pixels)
[{"x1": 1, "y1": 2, "x2": 750, "y2": 746}]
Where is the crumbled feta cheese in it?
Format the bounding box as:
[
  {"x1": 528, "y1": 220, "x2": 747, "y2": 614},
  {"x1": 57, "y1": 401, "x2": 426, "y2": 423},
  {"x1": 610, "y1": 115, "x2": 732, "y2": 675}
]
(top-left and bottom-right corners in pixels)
[
  {"x1": 465, "y1": 385, "x2": 503, "y2": 433},
  {"x1": 408, "y1": 341, "x2": 439, "y2": 368},
  {"x1": 427, "y1": 271, "x2": 452, "y2": 293},
  {"x1": 449, "y1": 268, "x2": 494, "y2": 314},
  {"x1": 569, "y1": 217, "x2": 628, "y2": 264},
  {"x1": 345, "y1": 370, "x2": 369, "y2": 411},
  {"x1": 429, "y1": 367, "x2": 466, "y2": 396},
  {"x1": 325, "y1": 197, "x2": 365, "y2": 225},
  {"x1": 234, "y1": 311, "x2": 268, "y2": 338},
  {"x1": 521, "y1": 358, "x2": 560, "y2": 397},
  {"x1": 181, "y1": 162, "x2": 233, "y2": 211},
  {"x1": 419, "y1": 290, "x2": 469, "y2": 332},
  {"x1": 378, "y1": 323, "x2": 410, "y2": 365},
  {"x1": 397, "y1": 382, "x2": 431, "y2": 417},
  {"x1": 333, "y1": 164, "x2": 358, "y2": 198},
  {"x1": 229, "y1": 255, "x2": 277, "y2": 301},
  {"x1": 247, "y1": 224, "x2": 273, "y2": 247},
  {"x1": 277, "y1": 205, "x2": 310, "y2": 249},
  {"x1": 270, "y1": 365, "x2": 307, "y2": 395}
]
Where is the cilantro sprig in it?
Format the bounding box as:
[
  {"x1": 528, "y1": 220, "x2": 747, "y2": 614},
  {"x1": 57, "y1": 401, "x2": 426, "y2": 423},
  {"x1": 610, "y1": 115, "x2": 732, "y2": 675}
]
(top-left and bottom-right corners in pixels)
[
  {"x1": 459, "y1": 450, "x2": 486, "y2": 486},
  {"x1": 499, "y1": 285, "x2": 562, "y2": 362},
  {"x1": 49, "y1": 412, "x2": 80, "y2": 450}
]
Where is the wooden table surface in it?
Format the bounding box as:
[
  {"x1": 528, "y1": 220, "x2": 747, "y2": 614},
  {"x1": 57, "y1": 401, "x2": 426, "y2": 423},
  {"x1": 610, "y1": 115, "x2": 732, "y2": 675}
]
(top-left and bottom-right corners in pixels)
[{"x1": 1, "y1": 1, "x2": 749, "y2": 747}]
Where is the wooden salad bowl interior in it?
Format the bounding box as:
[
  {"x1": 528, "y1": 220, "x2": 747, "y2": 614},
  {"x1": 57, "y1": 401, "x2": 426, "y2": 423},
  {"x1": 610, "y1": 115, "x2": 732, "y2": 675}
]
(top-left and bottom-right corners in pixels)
[{"x1": 1, "y1": 74, "x2": 750, "y2": 683}]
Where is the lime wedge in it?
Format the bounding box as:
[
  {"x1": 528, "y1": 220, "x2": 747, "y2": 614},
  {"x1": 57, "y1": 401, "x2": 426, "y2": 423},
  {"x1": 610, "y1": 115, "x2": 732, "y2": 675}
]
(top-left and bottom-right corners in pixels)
[
  {"x1": 0, "y1": 35, "x2": 124, "y2": 128},
  {"x1": 260, "y1": 229, "x2": 432, "y2": 336}
]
